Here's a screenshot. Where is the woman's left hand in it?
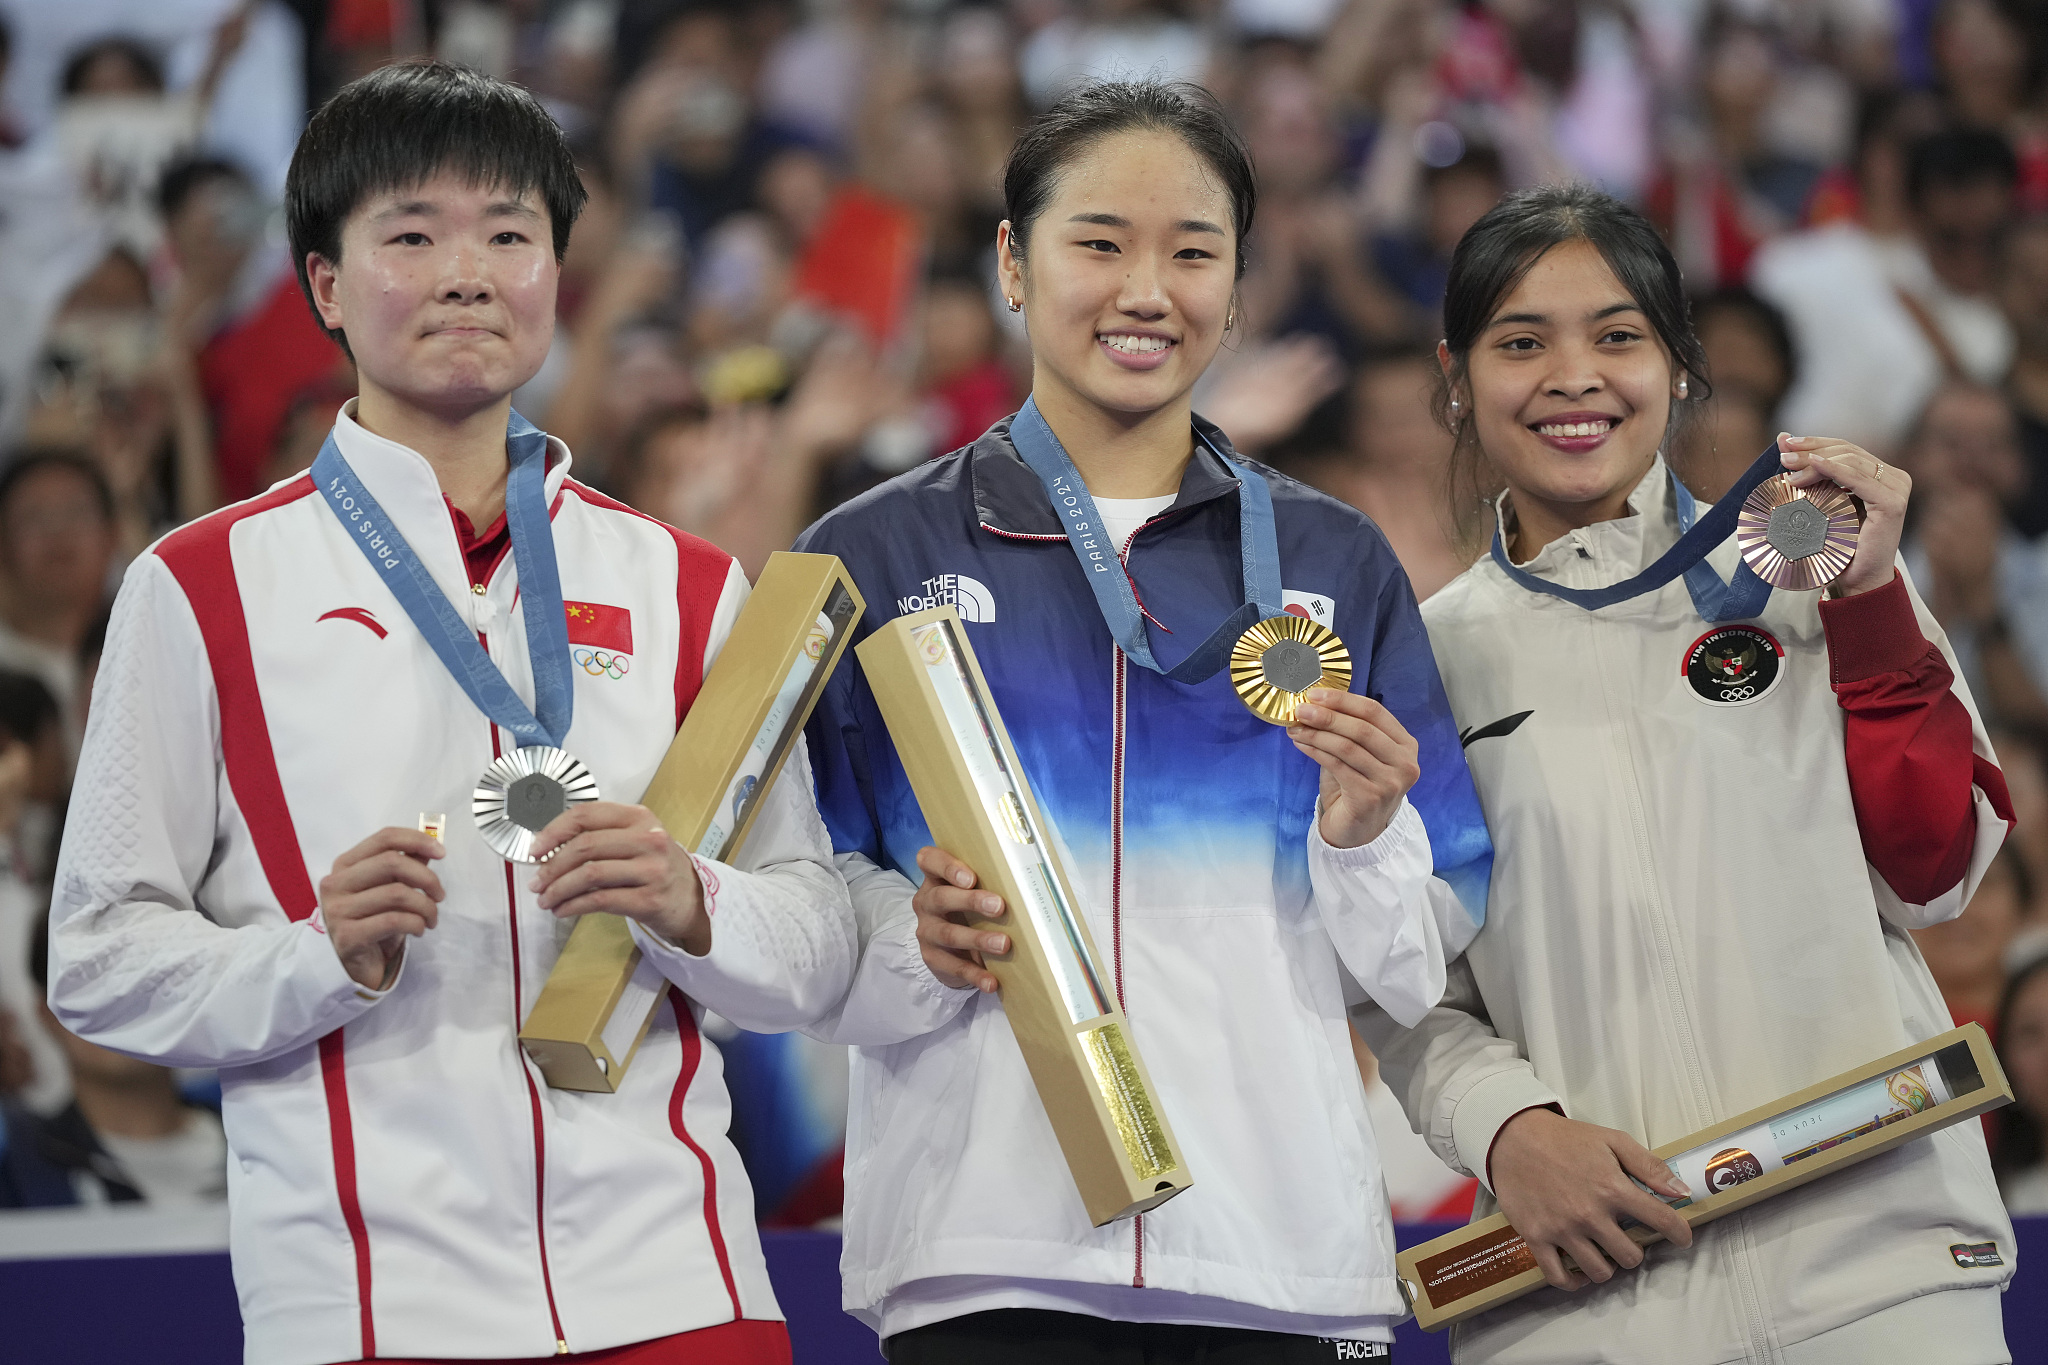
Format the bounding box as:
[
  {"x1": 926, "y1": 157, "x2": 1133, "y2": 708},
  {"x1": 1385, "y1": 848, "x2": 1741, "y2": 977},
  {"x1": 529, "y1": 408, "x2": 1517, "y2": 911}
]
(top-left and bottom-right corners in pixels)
[
  {"x1": 529, "y1": 802, "x2": 709, "y2": 954},
  {"x1": 1289, "y1": 690, "x2": 1421, "y2": 849},
  {"x1": 1778, "y1": 434, "x2": 1910, "y2": 597}
]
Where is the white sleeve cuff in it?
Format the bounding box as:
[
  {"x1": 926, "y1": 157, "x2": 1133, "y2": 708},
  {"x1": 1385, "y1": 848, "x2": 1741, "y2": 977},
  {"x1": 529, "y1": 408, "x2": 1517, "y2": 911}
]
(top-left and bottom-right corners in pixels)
[{"x1": 1308, "y1": 795, "x2": 1428, "y2": 867}]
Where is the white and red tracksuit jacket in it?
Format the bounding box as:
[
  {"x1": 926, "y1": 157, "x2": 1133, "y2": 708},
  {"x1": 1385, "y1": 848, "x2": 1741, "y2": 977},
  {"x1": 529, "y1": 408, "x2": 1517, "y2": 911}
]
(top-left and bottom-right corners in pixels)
[
  {"x1": 47, "y1": 405, "x2": 856, "y2": 1365},
  {"x1": 1356, "y1": 459, "x2": 2017, "y2": 1364}
]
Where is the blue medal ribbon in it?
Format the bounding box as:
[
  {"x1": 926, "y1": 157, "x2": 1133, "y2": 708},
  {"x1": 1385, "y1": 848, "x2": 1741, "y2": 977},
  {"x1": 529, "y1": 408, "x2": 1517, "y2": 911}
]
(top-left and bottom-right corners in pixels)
[
  {"x1": 1009, "y1": 396, "x2": 1285, "y2": 684},
  {"x1": 312, "y1": 409, "x2": 575, "y2": 749},
  {"x1": 1489, "y1": 443, "x2": 1782, "y2": 623}
]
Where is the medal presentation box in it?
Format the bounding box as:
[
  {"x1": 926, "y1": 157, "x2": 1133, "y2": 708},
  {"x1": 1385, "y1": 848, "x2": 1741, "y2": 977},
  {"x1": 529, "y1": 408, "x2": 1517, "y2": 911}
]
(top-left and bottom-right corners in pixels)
[
  {"x1": 518, "y1": 553, "x2": 864, "y2": 1092},
  {"x1": 1398, "y1": 1024, "x2": 2012, "y2": 1331},
  {"x1": 857, "y1": 607, "x2": 1193, "y2": 1226}
]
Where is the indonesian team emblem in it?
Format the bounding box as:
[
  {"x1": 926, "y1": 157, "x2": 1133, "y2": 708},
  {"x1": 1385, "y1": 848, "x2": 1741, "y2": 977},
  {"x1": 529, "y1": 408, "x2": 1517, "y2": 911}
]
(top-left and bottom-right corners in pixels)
[{"x1": 1682, "y1": 624, "x2": 1784, "y2": 707}]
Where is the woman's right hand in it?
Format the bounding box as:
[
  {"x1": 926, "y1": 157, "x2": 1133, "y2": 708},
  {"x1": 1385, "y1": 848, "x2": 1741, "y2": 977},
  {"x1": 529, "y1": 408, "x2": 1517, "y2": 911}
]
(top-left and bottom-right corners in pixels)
[
  {"x1": 1488, "y1": 1106, "x2": 1695, "y2": 1291},
  {"x1": 912, "y1": 847, "x2": 1010, "y2": 993}
]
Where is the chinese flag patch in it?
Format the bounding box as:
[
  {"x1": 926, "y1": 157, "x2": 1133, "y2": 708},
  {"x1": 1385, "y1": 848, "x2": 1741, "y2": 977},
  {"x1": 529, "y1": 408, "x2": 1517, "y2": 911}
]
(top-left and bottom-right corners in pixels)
[{"x1": 564, "y1": 601, "x2": 632, "y2": 654}]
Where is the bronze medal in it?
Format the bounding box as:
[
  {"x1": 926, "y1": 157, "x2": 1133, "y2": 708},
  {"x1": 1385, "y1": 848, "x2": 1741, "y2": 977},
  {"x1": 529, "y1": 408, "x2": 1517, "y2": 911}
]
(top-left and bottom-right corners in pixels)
[
  {"x1": 1735, "y1": 473, "x2": 1861, "y2": 591},
  {"x1": 1229, "y1": 614, "x2": 1352, "y2": 726}
]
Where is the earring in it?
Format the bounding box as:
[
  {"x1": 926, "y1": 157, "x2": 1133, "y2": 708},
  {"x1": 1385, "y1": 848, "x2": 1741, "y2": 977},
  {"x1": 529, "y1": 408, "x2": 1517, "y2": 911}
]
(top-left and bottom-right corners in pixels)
[
  {"x1": 1006, "y1": 298, "x2": 1022, "y2": 313},
  {"x1": 1449, "y1": 397, "x2": 1461, "y2": 414},
  {"x1": 1676, "y1": 376, "x2": 1689, "y2": 399},
  {"x1": 1226, "y1": 308, "x2": 1238, "y2": 331}
]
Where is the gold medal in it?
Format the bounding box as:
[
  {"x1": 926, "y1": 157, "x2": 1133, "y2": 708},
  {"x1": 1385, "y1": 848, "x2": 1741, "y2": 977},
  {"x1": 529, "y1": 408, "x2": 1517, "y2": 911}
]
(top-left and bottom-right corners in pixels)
[
  {"x1": 1229, "y1": 614, "x2": 1352, "y2": 726},
  {"x1": 1735, "y1": 474, "x2": 1861, "y2": 591}
]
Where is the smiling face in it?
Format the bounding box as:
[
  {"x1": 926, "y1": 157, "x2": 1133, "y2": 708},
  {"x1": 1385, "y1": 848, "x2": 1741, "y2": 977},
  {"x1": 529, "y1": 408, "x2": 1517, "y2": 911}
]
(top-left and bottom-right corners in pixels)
[
  {"x1": 1455, "y1": 238, "x2": 1681, "y2": 530},
  {"x1": 307, "y1": 171, "x2": 559, "y2": 421},
  {"x1": 997, "y1": 127, "x2": 1237, "y2": 425}
]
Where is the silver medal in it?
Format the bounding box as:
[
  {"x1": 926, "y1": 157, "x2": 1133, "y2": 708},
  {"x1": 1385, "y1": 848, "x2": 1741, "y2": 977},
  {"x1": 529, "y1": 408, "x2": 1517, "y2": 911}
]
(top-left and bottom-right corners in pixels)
[{"x1": 473, "y1": 746, "x2": 600, "y2": 862}]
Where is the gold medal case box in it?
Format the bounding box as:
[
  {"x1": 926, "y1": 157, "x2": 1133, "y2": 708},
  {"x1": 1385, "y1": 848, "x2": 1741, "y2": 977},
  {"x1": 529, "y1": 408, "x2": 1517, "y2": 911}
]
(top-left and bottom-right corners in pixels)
[
  {"x1": 858, "y1": 607, "x2": 1193, "y2": 1226},
  {"x1": 518, "y1": 552, "x2": 864, "y2": 1092},
  {"x1": 1398, "y1": 1024, "x2": 2012, "y2": 1331}
]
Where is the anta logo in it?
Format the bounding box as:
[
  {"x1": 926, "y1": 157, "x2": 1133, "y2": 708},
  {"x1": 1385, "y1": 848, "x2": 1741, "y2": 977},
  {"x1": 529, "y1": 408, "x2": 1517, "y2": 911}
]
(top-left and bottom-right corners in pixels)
[
  {"x1": 317, "y1": 607, "x2": 387, "y2": 639},
  {"x1": 897, "y1": 573, "x2": 997, "y2": 623}
]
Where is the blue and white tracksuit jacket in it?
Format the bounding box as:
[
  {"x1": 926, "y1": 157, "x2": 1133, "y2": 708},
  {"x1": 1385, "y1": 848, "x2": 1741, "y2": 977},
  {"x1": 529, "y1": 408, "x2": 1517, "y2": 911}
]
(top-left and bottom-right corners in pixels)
[{"x1": 796, "y1": 415, "x2": 1493, "y2": 1338}]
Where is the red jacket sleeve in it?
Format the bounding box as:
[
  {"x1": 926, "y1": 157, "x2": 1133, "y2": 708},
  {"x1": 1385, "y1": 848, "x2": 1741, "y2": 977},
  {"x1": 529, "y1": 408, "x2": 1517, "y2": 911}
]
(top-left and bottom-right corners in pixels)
[{"x1": 1821, "y1": 571, "x2": 2015, "y2": 906}]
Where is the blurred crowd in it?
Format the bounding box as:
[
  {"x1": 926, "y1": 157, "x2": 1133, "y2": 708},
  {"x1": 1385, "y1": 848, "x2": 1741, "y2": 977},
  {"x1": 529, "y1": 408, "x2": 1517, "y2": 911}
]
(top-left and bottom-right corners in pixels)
[{"x1": 2, "y1": 0, "x2": 2048, "y2": 1227}]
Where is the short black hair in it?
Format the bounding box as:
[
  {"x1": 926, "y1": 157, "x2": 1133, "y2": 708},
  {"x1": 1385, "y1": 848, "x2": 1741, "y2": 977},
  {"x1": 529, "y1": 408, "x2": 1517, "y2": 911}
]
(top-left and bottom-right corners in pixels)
[
  {"x1": 157, "y1": 155, "x2": 251, "y2": 222},
  {"x1": 285, "y1": 60, "x2": 587, "y2": 349},
  {"x1": 1003, "y1": 79, "x2": 1256, "y2": 278},
  {"x1": 29, "y1": 911, "x2": 47, "y2": 994},
  {"x1": 1692, "y1": 286, "x2": 1797, "y2": 407},
  {"x1": 1907, "y1": 128, "x2": 2020, "y2": 209},
  {"x1": 0, "y1": 670, "x2": 60, "y2": 752},
  {"x1": 62, "y1": 35, "x2": 164, "y2": 95},
  {"x1": 0, "y1": 450, "x2": 115, "y2": 527},
  {"x1": 1993, "y1": 936, "x2": 2048, "y2": 1183}
]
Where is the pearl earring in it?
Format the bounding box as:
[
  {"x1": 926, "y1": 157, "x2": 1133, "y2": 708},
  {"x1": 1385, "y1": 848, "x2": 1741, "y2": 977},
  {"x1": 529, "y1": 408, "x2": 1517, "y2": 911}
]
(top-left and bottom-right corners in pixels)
[{"x1": 1677, "y1": 376, "x2": 1689, "y2": 399}]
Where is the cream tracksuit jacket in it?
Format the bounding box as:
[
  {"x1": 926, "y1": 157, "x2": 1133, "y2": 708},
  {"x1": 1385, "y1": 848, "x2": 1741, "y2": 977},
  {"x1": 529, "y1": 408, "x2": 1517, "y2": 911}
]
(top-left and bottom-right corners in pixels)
[{"x1": 1355, "y1": 460, "x2": 2015, "y2": 1365}]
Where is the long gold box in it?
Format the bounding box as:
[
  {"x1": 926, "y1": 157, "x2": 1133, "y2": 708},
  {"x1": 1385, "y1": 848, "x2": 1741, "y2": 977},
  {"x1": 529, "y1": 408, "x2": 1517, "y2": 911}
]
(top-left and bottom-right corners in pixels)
[
  {"x1": 1398, "y1": 1023, "x2": 2013, "y2": 1331},
  {"x1": 518, "y1": 552, "x2": 864, "y2": 1092},
  {"x1": 856, "y1": 607, "x2": 1193, "y2": 1225}
]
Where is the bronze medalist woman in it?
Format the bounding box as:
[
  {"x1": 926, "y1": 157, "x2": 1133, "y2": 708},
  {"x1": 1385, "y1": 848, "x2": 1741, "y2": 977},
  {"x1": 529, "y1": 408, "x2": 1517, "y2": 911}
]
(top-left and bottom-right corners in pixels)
[{"x1": 1359, "y1": 186, "x2": 2016, "y2": 1364}]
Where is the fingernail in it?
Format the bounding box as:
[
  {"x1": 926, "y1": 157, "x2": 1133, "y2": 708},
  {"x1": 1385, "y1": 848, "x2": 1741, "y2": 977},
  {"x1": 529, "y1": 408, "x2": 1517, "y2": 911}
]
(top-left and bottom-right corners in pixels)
[
  {"x1": 984, "y1": 934, "x2": 1008, "y2": 952},
  {"x1": 1306, "y1": 689, "x2": 1329, "y2": 704},
  {"x1": 953, "y1": 870, "x2": 973, "y2": 887},
  {"x1": 1295, "y1": 704, "x2": 1323, "y2": 723},
  {"x1": 980, "y1": 894, "x2": 1001, "y2": 914}
]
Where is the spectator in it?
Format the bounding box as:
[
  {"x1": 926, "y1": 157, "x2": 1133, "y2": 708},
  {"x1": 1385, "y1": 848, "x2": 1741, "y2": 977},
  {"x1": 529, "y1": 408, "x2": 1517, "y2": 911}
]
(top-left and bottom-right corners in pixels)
[
  {"x1": 0, "y1": 452, "x2": 116, "y2": 750},
  {"x1": 1673, "y1": 286, "x2": 1797, "y2": 501},
  {"x1": 160, "y1": 153, "x2": 342, "y2": 506},
  {"x1": 1648, "y1": 15, "x2": 1826, "y2": 291},
  {"x1": 52, "y1": 7, "x2": 254, "y2": 257},
  {"x1": 1893, "y1": 382, "x2": 2048, "y2": 726},
  {"x1": 1994, "y1": 726, "x2": 2048, "y2": 919},
  {"x1": 1752, "y1": 127, "x2": 2017, "y2": 454},
  {"x1": 1994, "y1": 943, "x2": 2048, "y2": 1213},
  {"x1": 1915, "y1": 847, "x2": 2029, "y2": 1033},
  {"x1": 1293, "y1": 347, "x2": 1468, "y2": 599},
  {"x1": 0, "y1": 9, "x2": 107, "y2": 454},
  {"x1": 1370, "y1": 144, "x2": 1507, "y2": 331},
  {"x1": 0, "y1": 668, "x2": 62, "y2": 1118},
  {"x1": 1999, "y1": 214, "x2": 2048, "y2": 537},
  {"x1": 3, "y1": 917, "x2": 228, "y2": 1208},
  {"x1": 620, "y1": 8, "x2": 804, "y2": 252}
]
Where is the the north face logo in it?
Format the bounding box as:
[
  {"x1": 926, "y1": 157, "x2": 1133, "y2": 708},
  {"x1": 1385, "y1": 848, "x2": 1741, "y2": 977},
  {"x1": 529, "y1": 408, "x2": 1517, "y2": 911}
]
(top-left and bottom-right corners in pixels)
[{"x1": 897, "y1": 573, "x2": 997, "y2": 623}]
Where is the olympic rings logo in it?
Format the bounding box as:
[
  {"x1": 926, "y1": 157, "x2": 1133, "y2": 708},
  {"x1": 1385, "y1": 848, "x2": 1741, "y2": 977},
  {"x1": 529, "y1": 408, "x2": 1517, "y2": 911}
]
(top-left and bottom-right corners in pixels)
[
  {"x1": 1718, "y1": 685, "x2": 1754, "y2": 701},
  {"x1": 575, "y1": 648, "x2": 631, "y2": 680}
]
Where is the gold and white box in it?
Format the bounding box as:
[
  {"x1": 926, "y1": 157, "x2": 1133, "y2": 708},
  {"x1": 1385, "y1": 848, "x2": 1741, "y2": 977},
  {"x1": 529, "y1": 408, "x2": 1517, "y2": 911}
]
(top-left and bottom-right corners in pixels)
[
  {"x1": 518, "y1": 552, "x2": 864, "y2": 1092},
  {"x1": 856, "y1": 606, "x2": 1193, "y2": 1225},
  {"x1": 1398, "y1": 1024, "x2": 2014, "y2": 1331}
]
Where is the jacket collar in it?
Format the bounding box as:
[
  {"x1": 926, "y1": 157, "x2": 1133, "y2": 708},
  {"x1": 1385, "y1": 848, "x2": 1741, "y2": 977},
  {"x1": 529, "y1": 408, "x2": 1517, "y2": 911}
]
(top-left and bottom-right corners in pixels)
[
  {"x1": 1494, "y1": 455, "x2": 1678, "y2": 580},
  {"x1": 972, "y1": 410, "x2": 1251, "y2": 539},
  {"x1": 330, "y1": 399, "x2": 574, "y2": 604}
]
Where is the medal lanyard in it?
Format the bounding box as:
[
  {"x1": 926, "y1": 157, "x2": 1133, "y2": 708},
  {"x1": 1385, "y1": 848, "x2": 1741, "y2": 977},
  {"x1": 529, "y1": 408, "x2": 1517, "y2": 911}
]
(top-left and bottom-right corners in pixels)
[
  {"x1": 1489, "y1": 443, "x2": 1783, "y2": 624},
  {"x1": 312, "y1": 411, "x2": 575, "y2": 749},
  {"x1": 1010, "y1": 396, "x2": 1284, "y2": 684}
]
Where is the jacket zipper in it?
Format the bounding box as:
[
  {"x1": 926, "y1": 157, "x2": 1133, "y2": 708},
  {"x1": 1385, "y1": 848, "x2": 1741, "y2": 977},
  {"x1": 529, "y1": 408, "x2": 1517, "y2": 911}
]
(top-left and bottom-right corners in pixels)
[
  {"x1": 1115, "y1": 519, "x2": 1158, "y2": 1290},
  {"x1": 481, "y1": 627, "x2": 571, "y2": 1355},
  {"x1": 1112, "y1": 643, "x2": 1141, "y2": 1288},
  {"x1": 1578, "y1": 558, "x2": 1778, "y2": 1362}
]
